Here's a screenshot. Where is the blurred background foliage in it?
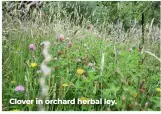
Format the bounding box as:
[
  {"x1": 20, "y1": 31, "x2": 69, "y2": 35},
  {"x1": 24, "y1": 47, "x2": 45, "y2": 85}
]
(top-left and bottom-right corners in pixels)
[
  {"x1": 3, "y1": 1, "x2": 160, "y2": 30},
  {"x1": 43, "y1": 1, "x2": 160, "y2": 29}
]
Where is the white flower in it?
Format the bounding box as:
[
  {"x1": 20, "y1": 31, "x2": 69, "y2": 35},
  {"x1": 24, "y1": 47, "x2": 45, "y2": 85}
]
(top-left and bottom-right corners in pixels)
[{"x1": 77, "y1": 58, "x2": 81, "y2": 62}]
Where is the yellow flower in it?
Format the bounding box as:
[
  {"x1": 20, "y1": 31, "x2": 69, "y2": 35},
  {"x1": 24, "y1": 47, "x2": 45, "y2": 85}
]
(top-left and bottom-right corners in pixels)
[
  {"x1": 155, "y1": 88, "x2": 161, "y2": 92},
  {"x1": 62, "y1": 83, "x2": 69, "y2": 87},
  {"x1": 11, "y1": 80, "x2": 16, "y2": 84},
  {"x1": 76, "y1": 68, "x2": 85, "y2": 75},
  {"x1": 132, "y1": 93, "x2": 138, "y2": 98},
  {"x1": 30, "y1": 63, "x2": 37, "y2": 68},
  {"x1": 79, "y1": 97, "x2": 89, "y2": 101}
]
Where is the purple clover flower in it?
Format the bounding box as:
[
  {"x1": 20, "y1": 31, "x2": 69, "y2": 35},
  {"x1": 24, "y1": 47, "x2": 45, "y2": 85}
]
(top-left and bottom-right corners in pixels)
[
  {"x1": 29, "y1": 44, "x2": 36, "y2": 50},
  {"x1": 88, "y1": 63, "x2": 94, "y2": 67},
  {"x1": 14, "y1": 85, "x2": 25, "y2": 92},
  {"x1": 68, "y1": 41, "x2": 72, "y2": 47}
]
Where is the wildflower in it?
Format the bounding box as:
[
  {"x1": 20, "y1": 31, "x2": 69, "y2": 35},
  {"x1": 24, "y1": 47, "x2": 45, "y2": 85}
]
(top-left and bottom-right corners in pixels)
[
  {"x1": 30, "y1": 63, "x2": 37, "y2": 67},
  {"x1": 68, "y1": 41, "x2": 72, "y2": 47},
  {"x1": 58, "y1": 34, "x2": 65, "y2": 41},
  {"x1": 88, "y1": 63, "x2": 93, "y2": 67},
  {"x1": 132, "y1": 93, "x2": 138, "y2": 98},
  {"x1": 29, "y1": 44, "x2": 36, "y2": 50},
  {"x1": 11, "y1": 80, "x2": 16, "y2": 85},
  {"x1": 155, "y1": 88, "x2": 161, "y2": 92},
  {"x1": 14, "y1": 85, "x2": 25, "y2": 92},
  {"x1": 62, "y1": 83, "x2": 69, "y2": 87},
  {"x1": 76, "y1": 68, "x2": 85, "y2": 75},
  {"x1": 76, "y1": 58, "x2": 81, "y2": 62}
]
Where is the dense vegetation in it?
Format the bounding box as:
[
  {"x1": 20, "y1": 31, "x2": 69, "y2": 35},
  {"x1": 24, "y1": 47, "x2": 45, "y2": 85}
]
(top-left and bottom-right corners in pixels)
[{"x1": 2, "y1": 1, "x2": 160, "y2": 111}]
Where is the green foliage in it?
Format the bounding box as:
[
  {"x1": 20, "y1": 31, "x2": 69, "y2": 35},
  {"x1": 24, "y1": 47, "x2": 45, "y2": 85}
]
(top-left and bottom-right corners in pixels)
[{"x1": 42, "y1": 1, "x2": 160, "y2": 29}]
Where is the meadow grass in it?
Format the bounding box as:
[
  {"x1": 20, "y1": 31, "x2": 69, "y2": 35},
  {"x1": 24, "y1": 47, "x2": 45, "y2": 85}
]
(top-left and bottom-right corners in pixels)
[{"x1": 2, "y1": 2, "x2": 160, "y2": 111}]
